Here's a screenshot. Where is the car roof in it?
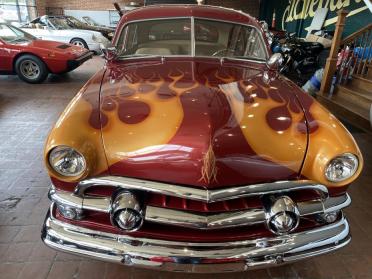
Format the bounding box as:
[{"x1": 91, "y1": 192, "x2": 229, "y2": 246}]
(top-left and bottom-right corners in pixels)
[{"x1": 118, "y1": 4, "x2": 259, "y2": 28}]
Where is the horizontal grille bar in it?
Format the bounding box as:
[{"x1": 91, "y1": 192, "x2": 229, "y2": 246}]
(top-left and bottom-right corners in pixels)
[
  {"x1": 76, "y1": 176, "x2": 329, "y2": 203},
  {"x1": 145, "y1": 194, "x2": 350, "y2": 229},
  {"x1": 49, "y1": 186, "x2": 350, "y2": 230}
]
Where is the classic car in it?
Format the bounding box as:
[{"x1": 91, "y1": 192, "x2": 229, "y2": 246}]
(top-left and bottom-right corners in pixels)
[
  {"x1": 41, "y1": 5, "x2": 363, "y2": 273},
  {"x1": 0, "y1": 23, "x2": 92, "y2": 83},
  {"x1": 21, "y1": 15, "x2": 109, "y2": 53},
  {"x1": 62, "y1": 15, "x2": 115, "y2": 41}
]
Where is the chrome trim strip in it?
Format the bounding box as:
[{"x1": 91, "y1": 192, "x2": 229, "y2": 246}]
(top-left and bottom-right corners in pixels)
[
  {"x1": 75, "y1": 177, "x2": 329, "y2": 202},
  {"x1": 42, "y1": 206, "x2": 351, "y2": 273},
  {"x1": 191, "y1": 16, "x2": 195, "y2": 57},
  {"x1": 145, "y1": 206, "x2": 265, "y2": 229},
  {"x1": 145, "y1": 194, "x2": 350, "y2": 230},
  {"x1": 50, "y1": 187, "x2": 111, "y2": 213},
  {"x1": 50, "y1": 186, "x2": 350, "y2": 230}
]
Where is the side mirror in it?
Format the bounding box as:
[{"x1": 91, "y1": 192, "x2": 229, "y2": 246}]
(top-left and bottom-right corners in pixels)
[
  {"x1": 267, "y1": 53, "x2": 283, "y2": 71},
  {"x1": 100, "y1": 42, "x2": 117, "y2": 61}
]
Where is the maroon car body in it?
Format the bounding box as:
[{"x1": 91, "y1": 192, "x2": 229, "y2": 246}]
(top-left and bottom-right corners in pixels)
[{"x1": 41, "y1": 5, "x2": 362, "y2": 273}]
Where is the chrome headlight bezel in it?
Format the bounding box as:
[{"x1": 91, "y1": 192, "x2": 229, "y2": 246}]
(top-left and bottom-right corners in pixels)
[
  {"x1": 48, "y1": 146, "x2": 87, "y2": 177},
  {"x1": 325, "y1": 153, "x2": 359, "y2": 182}
]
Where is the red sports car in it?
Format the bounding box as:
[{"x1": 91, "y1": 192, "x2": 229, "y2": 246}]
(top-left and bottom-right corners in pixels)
[{"x1": 0, "y1": 23, "x2": 93, "y2": 83}]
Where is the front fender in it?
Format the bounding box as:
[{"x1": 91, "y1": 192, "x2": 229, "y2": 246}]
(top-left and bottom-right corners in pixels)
[{"x1": 44, "y1": 68, "x2": 108, "y2": 183}]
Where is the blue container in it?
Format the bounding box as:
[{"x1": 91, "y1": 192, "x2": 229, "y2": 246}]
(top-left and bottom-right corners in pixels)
[{"x1": 354, "y1": 47, "x2": 372, "y2": 60}]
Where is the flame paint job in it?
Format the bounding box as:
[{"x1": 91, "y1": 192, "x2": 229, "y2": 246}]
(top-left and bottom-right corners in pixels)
[
  {"x1": 44, "y1": 5, "x2": 363, "y2": 192},
  {"x1": 98, "y1": 58, "x2": 303, "y2": 188},
  {"x1": 45, "y1": 56, "x2": 363, "y2": 189},
  {"x1": 0, "y1": 38, "x2": 89, "y2": 74},
  {"x1": 44, "y1": 70, "x2": 109, "y2": 182}
]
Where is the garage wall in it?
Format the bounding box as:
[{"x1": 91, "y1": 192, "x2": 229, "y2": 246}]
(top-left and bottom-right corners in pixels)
[
  {"x1": 36, "y1": 0, "x2": 260, "y2": 18},
  {"x1": 205, "y1": 0, "x2": 260, "y2": 17},
  {"x1": 37, "y1": 0, "x2": 144, "y2": 14}
]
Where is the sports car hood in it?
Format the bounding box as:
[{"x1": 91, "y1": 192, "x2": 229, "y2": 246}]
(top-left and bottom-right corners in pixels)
[
  {"x1": 25, "y1": 40, "x2": 88, "y2": 55},
  {"x1": 99, "y1": 58, "x2": 310, "y2": 189}
]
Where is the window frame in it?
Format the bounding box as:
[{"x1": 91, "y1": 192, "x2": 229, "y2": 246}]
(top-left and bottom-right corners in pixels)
[
  {"x1": 114, "y1": 16, "x2": 269, "y2": 62},
  {"x1": 0, "y1": 0, "x2": 38, "y2": 23}
]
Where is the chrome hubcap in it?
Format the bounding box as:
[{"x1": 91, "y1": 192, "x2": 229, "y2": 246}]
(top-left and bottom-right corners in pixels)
[
  {"x1": 73, "y1": 41, "x2": 85, "y2": 48},
  {"x1": 20, "y1": 60, "x2": 40, "y2": 79}
]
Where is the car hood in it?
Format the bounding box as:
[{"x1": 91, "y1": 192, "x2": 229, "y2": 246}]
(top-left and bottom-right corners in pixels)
[
  {"x1": 20, "y1": 27, "x2": 100, "y2": 40},
  {"x1": 98, "y1": 58, "x2": 309, "y2": 189},
  {"x1": 23, "y1": 39, "x2": 88, "y2": 56}
]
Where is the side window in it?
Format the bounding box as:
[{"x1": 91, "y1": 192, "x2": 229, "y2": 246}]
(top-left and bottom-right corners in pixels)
[
  {"x1": 244, "y1": 29, "x2": 266, "y2": 59},
  {"x1": 116, "y1": 24, "x2": 138, "y2": 55},
  {"x1": 195, "y1": 19, "x2": 266, "y2": 59}
]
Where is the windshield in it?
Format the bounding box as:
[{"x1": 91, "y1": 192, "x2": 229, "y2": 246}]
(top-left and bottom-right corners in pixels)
[
  {"x1": 66, "y1": 16, "x2": 86, "y2": 28},
  {"x1": 116, "y1": 18, "x2": 267, "y2": 60},
  {"x1": 0, "y1": 23, "x2": 35, "y2": 43},
  {"x1": 48, "y1": 18, "x2": 73, "y2": 30},
  {"x1": 82, "y1": 16, "x2": 99, "y2": 26}
]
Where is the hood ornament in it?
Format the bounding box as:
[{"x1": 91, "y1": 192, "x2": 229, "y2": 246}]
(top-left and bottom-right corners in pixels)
[{"x1": 200, "y1": 141, "x2": 218, "y2": 184}]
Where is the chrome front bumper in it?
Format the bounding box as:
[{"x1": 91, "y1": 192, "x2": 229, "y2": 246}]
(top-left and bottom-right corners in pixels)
[{"x1": 42, "y1": 205, "x2": 351, "y2": 273}]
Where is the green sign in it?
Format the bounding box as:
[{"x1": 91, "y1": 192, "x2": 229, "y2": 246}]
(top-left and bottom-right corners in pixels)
[{"x1": 259, "y1": 0, "x2": 371, "y2": 38}]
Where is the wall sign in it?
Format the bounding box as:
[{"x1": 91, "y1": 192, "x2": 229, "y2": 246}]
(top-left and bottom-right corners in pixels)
[{"x1": 259, "y1": 0, "x2": 371, "y2": 38}]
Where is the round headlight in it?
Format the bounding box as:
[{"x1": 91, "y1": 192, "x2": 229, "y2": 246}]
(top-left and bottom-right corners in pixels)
[
  {"x1": 325, "y1": 153, "x2": 358, "y2": 182},
  {"x1": 49, "y1": 146, "x2": 86, "y2": 177}
]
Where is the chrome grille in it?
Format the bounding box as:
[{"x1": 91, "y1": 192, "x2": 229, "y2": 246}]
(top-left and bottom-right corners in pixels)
[{"x1": 49, "y1": 176, "x2": 351, "y2": 230}]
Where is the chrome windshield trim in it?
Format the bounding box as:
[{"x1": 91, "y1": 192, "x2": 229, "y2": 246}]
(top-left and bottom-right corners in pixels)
[
  {"x1": 42, "y1": 207, "x2": 351, "y2": 273},
  {"x1": 191, "y1": 16, "x2": 195, "y2": 57},
  {"x1": 75, "y1": 177, "x2": 329, "y2": 202},
  {"x1": 114, "y1": 16, "x2": 269, "y2": 61}
]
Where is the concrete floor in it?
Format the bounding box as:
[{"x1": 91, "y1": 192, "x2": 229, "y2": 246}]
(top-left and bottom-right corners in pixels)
[{"x1": 0, "y1": 56, "x2": 372, "y2": 279}]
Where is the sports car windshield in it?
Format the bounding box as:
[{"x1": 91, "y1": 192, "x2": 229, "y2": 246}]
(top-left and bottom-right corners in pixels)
[
  {"x1": 66, "y1": 16, "x2": 86, "y2": 28},
  {"x1": 116, "y1": 18, "x2": 267, "y2": 60},
  {"x1": 0, "y1": 24, "x2": 36, "y2": 43},
  {"x1": 49, "y1": 18, "x2": 73, "y2": 30},
  {"x1": 82, "y1": 16, "x2": 100, "y2": 26}
]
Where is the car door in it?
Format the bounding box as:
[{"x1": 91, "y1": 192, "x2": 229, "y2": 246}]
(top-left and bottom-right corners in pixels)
[{"x1": 0, "y1": 39, "x2": 13, "y2": 72}]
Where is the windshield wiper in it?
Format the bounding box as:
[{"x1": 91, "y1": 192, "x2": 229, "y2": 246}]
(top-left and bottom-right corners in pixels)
[
  {"x1": 231, "y1": 56, "x2": 266, "y2": 62},
  {"x1": 219, "y1": 56, "x2": 266, "y2": 64},
  {"x1": 118, "y1": 54, "x2": 166, "y2": 61}
]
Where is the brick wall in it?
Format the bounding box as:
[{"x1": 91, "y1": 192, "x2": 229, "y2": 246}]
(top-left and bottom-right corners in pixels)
[
  {"x1": 35, "y1": 0, "x2": 46, "y2": 16},
  {"x1": 205, "y1": 0, "x2": 260, "y2": 18},
  {"x1": 37, "y1": 0, "x2": 144, "y2": 15},
  {"x1": 36, "y1": 0, "x2": 259, "y2": 18}
]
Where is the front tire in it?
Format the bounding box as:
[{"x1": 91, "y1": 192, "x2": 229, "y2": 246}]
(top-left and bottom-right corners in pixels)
[
  {"x1": 15, "y1": 55, "x2": 48, "y2": 84},
  {"x1": 70, "y1": 38, "x2": 89, "y2": 49}
]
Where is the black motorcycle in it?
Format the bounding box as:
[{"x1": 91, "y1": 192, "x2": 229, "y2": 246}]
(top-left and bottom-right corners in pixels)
[{"x1": 271, "y1": 32, "x2": 326, "y2": 85}]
